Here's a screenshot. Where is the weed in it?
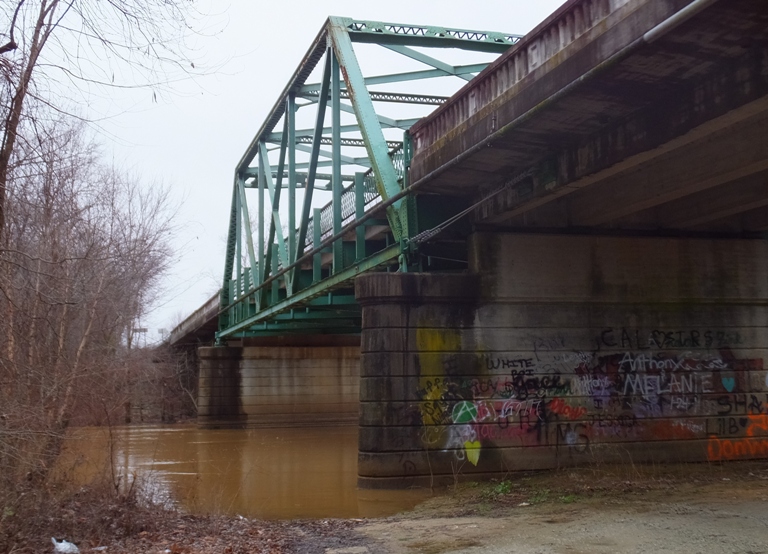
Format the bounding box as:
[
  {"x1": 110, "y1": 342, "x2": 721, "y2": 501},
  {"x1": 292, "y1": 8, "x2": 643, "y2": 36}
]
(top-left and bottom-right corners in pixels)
[
  {"x1": 493, "y1": 480, "x2": 512, "y2": 495},
  {"x1": 559, "y1": 494, "x2": 578, "y2": 504},
  {"x1": 528, "y1": 488, "x2": 550, "y2": 504}
]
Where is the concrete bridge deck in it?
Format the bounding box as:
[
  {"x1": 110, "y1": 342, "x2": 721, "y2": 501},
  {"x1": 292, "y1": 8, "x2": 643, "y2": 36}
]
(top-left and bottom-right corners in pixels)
[{"x1": 410, "y1": 0, "x2": 767, "y2": 235}]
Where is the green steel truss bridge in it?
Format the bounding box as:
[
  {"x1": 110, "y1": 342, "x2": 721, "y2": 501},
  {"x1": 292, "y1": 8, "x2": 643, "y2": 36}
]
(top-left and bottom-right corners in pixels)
[{"x1": 218, "y1": 17, "x2": 521, "y2": 342}]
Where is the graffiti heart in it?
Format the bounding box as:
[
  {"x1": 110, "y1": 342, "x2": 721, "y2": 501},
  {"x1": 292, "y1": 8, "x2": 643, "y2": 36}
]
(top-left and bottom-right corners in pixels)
[{"x1": 464, "y1": 440, "x2": 481, "y2": 465}]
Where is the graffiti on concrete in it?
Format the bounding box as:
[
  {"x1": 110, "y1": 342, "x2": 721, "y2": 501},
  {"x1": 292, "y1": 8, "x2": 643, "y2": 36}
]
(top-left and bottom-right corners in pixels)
[{"x1": 414, "y1": 327, "x2": 765, "y2": 467}]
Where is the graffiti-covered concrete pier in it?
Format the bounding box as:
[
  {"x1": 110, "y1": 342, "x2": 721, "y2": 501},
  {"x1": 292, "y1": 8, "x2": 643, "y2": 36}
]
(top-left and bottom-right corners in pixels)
[{"x1": 357, "y1": 235, "x2": 767, "y2": 487}]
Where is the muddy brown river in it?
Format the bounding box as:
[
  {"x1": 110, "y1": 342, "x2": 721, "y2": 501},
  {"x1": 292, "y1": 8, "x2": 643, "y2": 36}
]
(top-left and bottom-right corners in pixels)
[{"x1": 59, "y1": 425, "x2": 430, "y2": 519}]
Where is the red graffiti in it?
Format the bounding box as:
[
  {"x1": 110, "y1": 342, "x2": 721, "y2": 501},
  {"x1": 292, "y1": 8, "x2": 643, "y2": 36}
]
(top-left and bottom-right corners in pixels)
[{"x1": 549, "y1": 397, "x2": 587, "y2": 420}]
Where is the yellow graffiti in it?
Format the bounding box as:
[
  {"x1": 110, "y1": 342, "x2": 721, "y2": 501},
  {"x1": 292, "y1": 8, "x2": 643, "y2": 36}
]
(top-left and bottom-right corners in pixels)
[
  {"x1": 416, "y1": 327, "x2": 462, "y2": 433},
  {"x1": 464, "y1": 440, "x2": 481, "y2": 466}
]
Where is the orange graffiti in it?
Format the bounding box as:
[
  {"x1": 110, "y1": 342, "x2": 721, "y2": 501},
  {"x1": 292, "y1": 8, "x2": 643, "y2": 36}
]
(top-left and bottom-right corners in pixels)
[
  {"x1": 549, "y1": 397, "x2": 587, "y2": 420},
  {"x1": 707, "y1": 436, "x2": 768, "y2": 461},
  {"x1": 707, "y1": 414, "x2": 768, "y2": 461},
  {"x1": 746, "y1": 414, "x2": 768, "y2": 437}
]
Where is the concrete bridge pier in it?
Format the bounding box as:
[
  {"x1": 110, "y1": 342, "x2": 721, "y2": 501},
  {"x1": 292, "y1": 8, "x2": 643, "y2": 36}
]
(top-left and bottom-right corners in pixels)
[
  {"x1": 356, "y1": 232, "x2": 768, "y2": 488},
  {"x1": 198, "y1": 337, "x2": 360, "y2": 428}
]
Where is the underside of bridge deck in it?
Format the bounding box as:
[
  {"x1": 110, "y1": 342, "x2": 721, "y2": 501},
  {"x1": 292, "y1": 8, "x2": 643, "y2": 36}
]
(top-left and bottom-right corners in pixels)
[{"x1": 409, "y1": 0, "x2": 768, "y2": 236}]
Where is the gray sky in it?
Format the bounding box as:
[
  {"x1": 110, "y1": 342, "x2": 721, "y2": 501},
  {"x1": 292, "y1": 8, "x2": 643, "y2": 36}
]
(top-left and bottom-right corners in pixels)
[{"x1": 92, "y1": 0, "x2": 565, "y2": 341}]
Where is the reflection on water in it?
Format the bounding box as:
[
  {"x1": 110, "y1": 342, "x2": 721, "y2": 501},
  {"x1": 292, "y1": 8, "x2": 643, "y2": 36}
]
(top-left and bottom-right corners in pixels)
[{"x1": 59, "y1": 425, "x2": 431, "y2": 519}]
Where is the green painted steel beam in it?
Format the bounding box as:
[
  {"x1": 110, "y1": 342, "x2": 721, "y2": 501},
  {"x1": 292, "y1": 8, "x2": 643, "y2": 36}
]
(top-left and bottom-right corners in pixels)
[
  {"x1": 329, "y1": 17, "x2": 404, "y2": 240},
  {"x1": 296, "y1": 136, "x2": 403, "y2": 149},
  {"x1": 337, "y1": 101, "x2": 418, "y2": 130},
  {"x1": 257, "y1": 152, "x2": 266, "y2": 309},
  {"x1": 312, "y1": 207, "x2": 322, "y2": 283},
  {"x1": 217, "y1": 242, "x2": 400, "y2": 339},
  {"x1": 358, "y1": 64, "x2": 489, "y2": 86},
  {"x1": 286, "y1": 97, "x2": 297, "y2": 268},
  {"x1": 294, "y1": 52, "x2": 332, "y2": 281},
  {"x1": 230, "y1": 321, "x2": 361, "y2": 338},
  {"x1": 220, "y1": 181, "x2": 239, "y2": 326},
  {"x1": 267, "y1": 124, "x2": 361, "y2": 143},
  {"x1": 299, "y1": 89, "x2": 447, "y2": 105},
  {"x1": 307, "y1": 294, "x2": 357, "y2": 306},
  {"x1": 355, "y1": 172, "x2": 366, "y2": 262},
  {"x1": 294, "y1": 143, "x2": 369, "y2": 167},
  {"x1": 291, "y1": 95, "x2": 423, "y2": 131},
  {"x1": 272, "y1": 308, "x2": 360, "y2": 321},
  {"x1": 383, "y1": 44, "x2": 473, "y2": 81},
  {"x1": 259, "y1": 145, "x2": 291, "y2": 274},
  {"x1": 344, "y1": 19, "x2": 521, "y2": 53},
  {"x1": 299, "y1": 64, "x2": 490, "y2": 91},
  {"x1": 236, "y1": 25, "x2": 329, "y2": 174},
  {"x1": 243, "y1": 169, "x2": 355, "y2": 183},
  {"x1": 331, "y1": 50, "x2": 344, "y2": 274},
  {"x1": 237, "y1": 176, "x2": 258, "y2": 292}
]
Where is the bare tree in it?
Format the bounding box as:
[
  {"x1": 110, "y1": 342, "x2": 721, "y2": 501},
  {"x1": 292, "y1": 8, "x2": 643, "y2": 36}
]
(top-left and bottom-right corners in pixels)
[
  {"x1": 0, "y1": 116, "x2": 174, "y2": 482},
  {"x1": 0, "y1": 0, "x2": 200, "y2": 242}
]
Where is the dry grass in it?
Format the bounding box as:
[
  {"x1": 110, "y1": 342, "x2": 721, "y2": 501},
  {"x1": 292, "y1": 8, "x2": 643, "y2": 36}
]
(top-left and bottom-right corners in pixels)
[
  {"x1": 0, "y1": 473, "x2": 165, "y2": 553},
  {"x1": 403, "y1": 460, "x2": 768, "y2": 519}
]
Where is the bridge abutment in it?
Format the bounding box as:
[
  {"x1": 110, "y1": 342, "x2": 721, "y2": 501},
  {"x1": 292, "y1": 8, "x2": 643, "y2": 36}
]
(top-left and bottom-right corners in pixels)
[{"x1": 357, "y1": 233, "x2": 768, "y2": 488}]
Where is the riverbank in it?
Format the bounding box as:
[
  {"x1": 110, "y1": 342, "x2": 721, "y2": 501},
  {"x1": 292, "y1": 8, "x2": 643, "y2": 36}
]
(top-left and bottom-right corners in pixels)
[{"x1": 6, "y1": 460, "x2": 767, "y2": 553}]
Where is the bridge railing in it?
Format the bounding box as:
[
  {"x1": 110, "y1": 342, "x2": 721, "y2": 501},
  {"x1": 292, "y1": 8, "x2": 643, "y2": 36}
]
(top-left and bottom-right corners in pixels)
[{"x1": 302, "y1": 146, "x2": 402, "y2": 250}]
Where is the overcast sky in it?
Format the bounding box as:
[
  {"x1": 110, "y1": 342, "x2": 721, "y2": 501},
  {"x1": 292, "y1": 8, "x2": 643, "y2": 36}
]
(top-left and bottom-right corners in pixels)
[{"x1": 91, "y1": 0, "x2": 565, "y2": 341}]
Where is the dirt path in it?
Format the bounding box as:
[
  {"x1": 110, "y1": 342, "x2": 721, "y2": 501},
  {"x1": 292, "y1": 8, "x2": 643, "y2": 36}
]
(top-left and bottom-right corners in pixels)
[
  {"x1": 343, "y1": 464, "x2": 768, "y2": 554},
  {"x1": 357, "y1": 497, "x2": 768, "y2": 553}
]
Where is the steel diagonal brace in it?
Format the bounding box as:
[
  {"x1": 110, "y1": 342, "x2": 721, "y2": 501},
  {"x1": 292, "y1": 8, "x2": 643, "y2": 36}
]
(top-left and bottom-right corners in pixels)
[
  {"x1": 262, "y1": 120, "x2": 287, "y2": 292},
  {"x1": 299, "y1": 64, "x2": 489, "y2": 91},
  {"x1": 266, "y1": 124, "x2": 361, "y2": 143},
  {"x1": 328, "y1": 17, "x2": 405, "y2": 241},
  {"x1": 237, "y1": 176, "x2": 259, "y2": 292},
  {"x1": 294, "y1": 143, "x2": 369, "y2": 166},
  {"x1": 295, "y1": 95, "x2": 430, "y2": 129},
  {"x1": 259, "y1": 145, "x2": 291, "y2": 277},
  {"x1": 337, "y1": 101, "x2": 419, "y2": 130},
  {"x1": 362, "y1": 65, "x2": 490, "y2": 86},
  {"x1": 294, "y1": 52, "x2": 332, "y2": 285},
  {"x1": 383, "y1": 44, "x2": 475, "y2": 81}
]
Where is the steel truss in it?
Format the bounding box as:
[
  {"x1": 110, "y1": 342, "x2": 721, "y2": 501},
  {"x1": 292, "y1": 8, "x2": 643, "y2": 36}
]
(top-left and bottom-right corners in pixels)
[{"x1": 218, "y1": 17, "x2": 520, "y2": 341}]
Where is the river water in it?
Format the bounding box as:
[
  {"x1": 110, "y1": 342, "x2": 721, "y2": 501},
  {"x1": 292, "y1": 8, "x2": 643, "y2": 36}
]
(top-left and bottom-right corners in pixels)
[{"x1": 59, "y1": 425, "x2": 431, "y2": 519}]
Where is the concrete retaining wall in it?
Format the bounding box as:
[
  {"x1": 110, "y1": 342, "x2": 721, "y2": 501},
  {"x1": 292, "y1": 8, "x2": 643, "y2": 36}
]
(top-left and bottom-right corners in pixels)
[
  {"x1": 199, "y1": 344, "x2": 360, "y2": 428},
  {"x1": 356, "y1": 233, "x2": 768, "y2": 488}
]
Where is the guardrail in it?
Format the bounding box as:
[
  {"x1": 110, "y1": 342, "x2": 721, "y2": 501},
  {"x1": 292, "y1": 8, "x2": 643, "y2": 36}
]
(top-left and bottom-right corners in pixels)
[{"x1": 167, "y1": 293, "x2": 220, "y2": 346}]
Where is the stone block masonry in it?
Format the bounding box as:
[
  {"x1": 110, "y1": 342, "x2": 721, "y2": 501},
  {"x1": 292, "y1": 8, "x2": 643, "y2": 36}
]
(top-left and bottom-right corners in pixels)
[{"x1": 356, "y1": 233, "x2": 768, "y2": 488}]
